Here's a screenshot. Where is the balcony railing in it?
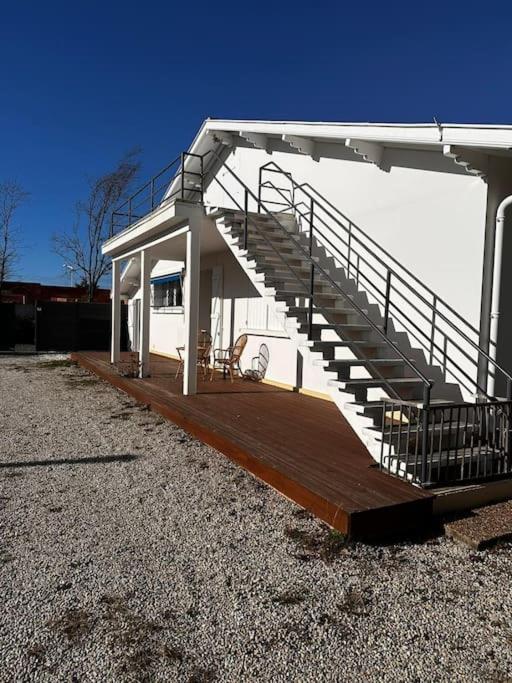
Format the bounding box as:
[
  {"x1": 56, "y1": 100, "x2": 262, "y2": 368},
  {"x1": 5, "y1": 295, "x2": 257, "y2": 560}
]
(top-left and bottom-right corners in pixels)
[
  {"x1": 379, "y1": 398, "x2": 512, "y2": 486},
  {"x1": 109, "y1": 152, "x2": 204, "y2": 237}
]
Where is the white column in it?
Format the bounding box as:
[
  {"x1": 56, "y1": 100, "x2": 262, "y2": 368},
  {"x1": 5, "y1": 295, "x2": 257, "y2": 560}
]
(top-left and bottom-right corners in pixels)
[
  {"x1": 110, "y1": 259, "x2": 121, "y2": 364},
  {"x1": 183, "y1": 222, "x2": 201, "y2": 395},
  {"x1": 139, "y1": 249, "x2": 151, "y2": 378}
]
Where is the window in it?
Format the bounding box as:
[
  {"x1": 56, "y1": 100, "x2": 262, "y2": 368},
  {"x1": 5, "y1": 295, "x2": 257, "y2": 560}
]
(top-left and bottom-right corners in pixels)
[{"x1": 151, "y1": 274, "x2": 182, "y2": 308}]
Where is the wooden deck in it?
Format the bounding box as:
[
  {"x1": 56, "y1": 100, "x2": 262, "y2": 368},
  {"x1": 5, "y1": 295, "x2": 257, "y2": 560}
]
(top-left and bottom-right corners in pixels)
[{"x1": 71, "y1": 351, "x2": 434, "y2": 540}]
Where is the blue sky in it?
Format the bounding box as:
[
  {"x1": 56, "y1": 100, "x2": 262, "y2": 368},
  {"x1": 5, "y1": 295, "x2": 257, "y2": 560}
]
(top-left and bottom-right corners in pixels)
[{"x1": 1, "y1": 0, "x2": 511, "y2": 284}]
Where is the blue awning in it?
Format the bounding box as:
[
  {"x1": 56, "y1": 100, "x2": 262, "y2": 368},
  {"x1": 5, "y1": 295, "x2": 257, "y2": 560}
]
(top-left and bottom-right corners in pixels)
[{"x1": 150, "y1": 273, "x2": 181, "y2": 285}]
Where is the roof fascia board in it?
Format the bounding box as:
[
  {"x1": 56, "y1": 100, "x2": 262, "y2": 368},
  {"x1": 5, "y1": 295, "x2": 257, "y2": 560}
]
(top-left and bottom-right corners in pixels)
[{"x1": 204, "y1": 119, "x2": 512, "y2": 151}]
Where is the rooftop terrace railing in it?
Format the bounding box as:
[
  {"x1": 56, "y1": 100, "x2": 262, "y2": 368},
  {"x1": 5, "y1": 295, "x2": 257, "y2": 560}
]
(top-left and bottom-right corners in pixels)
[{"x1": 109, "y1": 152, "x2": 204, "y2": 237}]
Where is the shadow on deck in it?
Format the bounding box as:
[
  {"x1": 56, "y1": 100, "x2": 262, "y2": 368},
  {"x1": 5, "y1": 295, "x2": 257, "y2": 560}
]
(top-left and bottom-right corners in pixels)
[{"x1": 71, "y1": 351, "x2": 434, "y2": 541}]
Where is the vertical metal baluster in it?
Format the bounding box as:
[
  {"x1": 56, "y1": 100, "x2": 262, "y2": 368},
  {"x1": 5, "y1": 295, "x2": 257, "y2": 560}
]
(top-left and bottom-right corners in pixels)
[
  {"x1": 347, "y1": 222, "x2": 352, "y2": 277},
  {"x1": 507, "y1": 404, "x2": 512, "y2": 472},
  {"x1": 383, "y1": 271, "x2": 392, "y2": 335},
  {"x1": 476, "y1": 405, "x2": 483, "y2": 479},
  {"x1": 180, "y1": 153, "x2": 185, "y2": 199},
  {"x1": 380, "y1": 403, "x2": 386, "y2": 470},
  {"x1": 257, "y1": 166, "x2": 263, "y2": 213},
  {"x1": 486, "y1": 405, "x2": 492, "y2": 477},
  {"x1": 414, "y1": 407, "x2": 421, "y2": 482},
  {"x1": 446, "y1": 406, "x2": 453, "y2": 482},
  {"x1": 397, "y1": 404, "x2": 403, "y2": 475},
  {"x1": 462, "y1": 406, "x2": 469, "y2": 481},
  {"x1": 469, "y1": 406, "x2": 476, "y2": 480},
  {"x1": 429, "y1": 408, "x2": 436, "y2": 485},
  {"x1": 442, "y1": 336, "x2": 448, "y2": 379},
  {"x1": 387, "y1": 402, "x2": 394, "y2": 475},
  {"x1": 507, "y1": 384, "x2": 512, "y2": 474},
  {"x1": 404, "y1": 405, "x2": 412, "y2": 478},
  {"x1": 454, "y1": 405, "x2": 461, "y2": 480},
  {"x1": 436, "y1": 408, "x2": 443, "y2": 483},
  {"x1": 243, "y1": 189, "x2": 249, "y2": 251},
  {"x1": 308, "y1": 199, "x2": 315, "y2": 340},
  {"x1": 199, "y1": 155, "x2": 204, "y2": 204},
  {"x1": 421, "y1": 384, "x2": 431, "y2": 485},
  {"x1": 429, "y1": 295, "x2": 437, "y2": 364}
]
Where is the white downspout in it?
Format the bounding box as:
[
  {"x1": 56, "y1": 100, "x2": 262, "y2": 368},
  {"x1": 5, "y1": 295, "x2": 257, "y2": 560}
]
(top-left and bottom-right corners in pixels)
[{"x1": 488, "y1": 195, "x2": 512, "y2": 395}]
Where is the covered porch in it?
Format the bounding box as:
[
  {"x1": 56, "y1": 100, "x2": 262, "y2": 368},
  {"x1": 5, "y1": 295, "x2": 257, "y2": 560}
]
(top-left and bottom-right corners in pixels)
[
  {"x1": 105, "y1": 198, "x2": 229, "y2": 396},
  {"x1": 71, "y1": 350, "x2": 434, "y2": 540}
]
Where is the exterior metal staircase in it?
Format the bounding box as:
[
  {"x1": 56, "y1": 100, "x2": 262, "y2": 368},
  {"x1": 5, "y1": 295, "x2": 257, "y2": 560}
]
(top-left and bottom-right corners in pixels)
[{"x1": 111, "y1": 148, "x2": 512, "y2": 488}]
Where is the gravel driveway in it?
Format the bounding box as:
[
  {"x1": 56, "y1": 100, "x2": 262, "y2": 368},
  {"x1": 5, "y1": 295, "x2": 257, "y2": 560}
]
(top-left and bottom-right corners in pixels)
[{"x1": 1, "y1": 354, "x2": 512, "y2": 682}]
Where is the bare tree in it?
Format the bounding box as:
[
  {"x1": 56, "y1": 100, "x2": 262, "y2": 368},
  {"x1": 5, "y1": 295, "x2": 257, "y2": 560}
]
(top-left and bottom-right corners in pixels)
[
  {"x1": 0, "y1": 181, "x2": 29, "y2": 294},
  {"x1": 53, "y1": 150, "x2": 140, "y2": 302}
]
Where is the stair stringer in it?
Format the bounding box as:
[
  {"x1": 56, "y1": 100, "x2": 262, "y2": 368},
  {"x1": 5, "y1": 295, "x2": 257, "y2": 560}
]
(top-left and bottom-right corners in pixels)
[{"x1": 209, "y1": 210, "x2": 387, "y2": 462}]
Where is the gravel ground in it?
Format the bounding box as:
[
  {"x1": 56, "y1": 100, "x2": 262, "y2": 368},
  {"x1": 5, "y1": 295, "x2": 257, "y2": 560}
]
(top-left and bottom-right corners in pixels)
[{"x1": 1, "y1": 354, "x2": 512, "y2": 682}]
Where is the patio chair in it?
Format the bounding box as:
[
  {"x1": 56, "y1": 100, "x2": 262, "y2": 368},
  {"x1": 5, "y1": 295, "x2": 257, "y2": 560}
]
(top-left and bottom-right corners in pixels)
[
  {"x1": 210, "y1": 334, "x2": 248, "y2": 382},
  {"x1": 243, "y1": 343, "x2": 269, "y2": 382},
  {"x1": 175, "y1": 330, "x2": 212, "y2": 380}
]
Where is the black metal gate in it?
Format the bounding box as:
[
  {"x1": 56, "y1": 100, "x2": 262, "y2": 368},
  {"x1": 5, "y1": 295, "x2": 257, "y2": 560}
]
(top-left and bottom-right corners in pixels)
[
  {"x1": 0, "y1": 302, "x2": 127, "y2": 352},
  {"x1": 0, "y1": 304, "x2": 35, "y2": 351}
]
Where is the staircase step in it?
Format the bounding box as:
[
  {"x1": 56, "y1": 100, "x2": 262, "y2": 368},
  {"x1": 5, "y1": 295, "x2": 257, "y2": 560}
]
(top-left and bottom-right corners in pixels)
[
  {"x1": 386, "y1": 446, "x2": 501, "y2": 468},
  {"x1": 345, "y1": 400, "x2": 386, "y2": 413},
  {"x1": 310, "y1": 323, "x2": 373, "y2": 331},
  {"x1": 315, "y1": 358, "x2": 407, "y2": 368},
  {"x1": 329, "y1": 377, "x2": 425, "y2": 389},
  {"x1": 283, "y1": 305, "x2": 367, "y2": 316},
  {"x1": 302, "y1": 340, "x2": 389, "y2": 348},
  {"x1": 274, "y1": 290, "x2": 342, "y2": 300}
]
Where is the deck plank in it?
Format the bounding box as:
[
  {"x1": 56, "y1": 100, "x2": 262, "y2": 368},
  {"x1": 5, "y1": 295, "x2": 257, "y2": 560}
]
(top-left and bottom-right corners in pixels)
[{"x1": 71, "y1": 351, "x2": 434, "y2": 540}]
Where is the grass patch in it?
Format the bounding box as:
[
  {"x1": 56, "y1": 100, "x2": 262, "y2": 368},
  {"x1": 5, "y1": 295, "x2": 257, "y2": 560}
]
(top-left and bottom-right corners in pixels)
[
  {"x1": 284, "y1": 524, "x2": 347, "y2": 562},
  {"x1": 36, "y1": 359, "x2": 76, "y2": 369},
  {"x1": 26, "y1": 643, "x2": 46, "y2": 660},
  {"x1": 338, "y1": 588, "x2": 370, "y2": 616},
  {"x1": 110, "y1": 411, "x2": 133, "y2": 421},
  {"x1": 189, "y1": 668, "x2": 217, "y2": 683},
  {"x1": 99, "y1": 594, "x2": 181, "y2": 679},
  {"x1": 0, "y1": 550, "x2": 14, "y2": 565},
  {"x1": 3, "y1": 365, "x2": 30, "y2": 373},
  {"x1": 47, "y1": 608, "x2": 94, "y2": 642},
  {"x1": 272, "y1": 588, "x2": 309, "y2": 606},
  {"x1": 4, "y1": 471, "x2": 24, "y2": 479}
]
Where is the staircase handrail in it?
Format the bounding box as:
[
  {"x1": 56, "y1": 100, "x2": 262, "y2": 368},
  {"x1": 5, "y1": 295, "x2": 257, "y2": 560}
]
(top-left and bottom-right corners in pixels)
[
  {"x1": 257, "y1": 161, "x2": 512, "y2": 399},
  {"x1": 204, "y1": 149, "x2": 433, "y2": 407},
  {"x1": 259, "y1": 161, "x2": 479, "y2": 337}
]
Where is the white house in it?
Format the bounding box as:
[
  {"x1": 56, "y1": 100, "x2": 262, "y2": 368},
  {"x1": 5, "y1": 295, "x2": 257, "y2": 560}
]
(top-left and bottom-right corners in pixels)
[{"x1": 103, "y1": 119, "x2": 512, "y2": 488}]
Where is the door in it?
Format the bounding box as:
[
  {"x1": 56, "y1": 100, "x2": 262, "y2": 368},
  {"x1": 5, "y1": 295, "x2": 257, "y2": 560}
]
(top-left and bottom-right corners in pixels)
[{"x1": 210, "y1": 266, "x2": 223, "y2": 356}]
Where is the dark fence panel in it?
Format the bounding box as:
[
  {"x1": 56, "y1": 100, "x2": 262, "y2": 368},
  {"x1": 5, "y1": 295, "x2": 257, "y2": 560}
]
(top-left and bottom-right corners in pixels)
[
  {"x1": 15, "y1": 304, "x2": 36, "y2": 349},
  {"x1": 36, "y1": 302, "x2": 128, "y2": 352},
  {"x1": 0, "y1": 302, "x2": 127, "y2": 353},
  {"x1": 0, "y1": 304, "x2": 16, "y2": 350}
]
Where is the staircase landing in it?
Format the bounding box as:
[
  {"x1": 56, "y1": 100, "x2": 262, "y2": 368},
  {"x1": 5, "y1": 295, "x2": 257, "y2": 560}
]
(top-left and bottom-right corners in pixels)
[{"x1": 71, "y1": 351, "x2": 434, "y2": 541}]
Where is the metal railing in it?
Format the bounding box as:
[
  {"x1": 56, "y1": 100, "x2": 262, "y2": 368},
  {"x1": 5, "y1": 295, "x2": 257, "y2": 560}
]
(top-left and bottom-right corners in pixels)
[
  {"x1": 203, "y1": 149, "x2": 434, "y2": 405},
  {"x1": 109, "y1": 152, "x2": 204, "y2": 237},
  {"x1": 107, "y1": 147, "x2": 512, "y2": 487},
  {"x1": 257, "y1": 161, "x2": 512, "y2": 403},
  {"x1": 380, "y1": 398, "x2": 512, "y2": 486}
]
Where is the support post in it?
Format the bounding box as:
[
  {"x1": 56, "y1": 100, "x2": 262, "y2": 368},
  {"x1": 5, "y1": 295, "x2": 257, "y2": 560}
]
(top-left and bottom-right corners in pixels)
[
  {"x1": 183, "y1": 222, "x2": 201, "y2": 395},
  {"x1": 139, "y1": 249, "x2": 151, "y2": 378},
  {"x1": 110, "y1": 259, "x2": 121, "y2": 365}
]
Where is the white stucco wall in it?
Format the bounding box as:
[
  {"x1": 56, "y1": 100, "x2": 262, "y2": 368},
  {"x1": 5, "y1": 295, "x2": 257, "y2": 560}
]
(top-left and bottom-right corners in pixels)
[
  {"x1": 126, "y1": 141, "x2": 491, "y2": 398},
  {"x1": 204, "y1": 143, "x2": 488, "y2": 330}
]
